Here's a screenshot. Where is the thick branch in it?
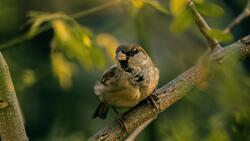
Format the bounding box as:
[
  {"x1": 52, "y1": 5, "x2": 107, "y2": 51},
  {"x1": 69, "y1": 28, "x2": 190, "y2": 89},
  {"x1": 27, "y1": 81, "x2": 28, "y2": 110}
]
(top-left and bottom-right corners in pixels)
[
  {"x1": 125, "y1": 116, "x2": 156, "y2": 141},
  {"x1": 88, "y1": 35, "x2": 250, "y2": 141},
  {"x1": 187, "y1": 0, "x2": 221, "y2": 50},
  {"x1": 0, "y1": 52, "x2": 28, "y2": 141}
]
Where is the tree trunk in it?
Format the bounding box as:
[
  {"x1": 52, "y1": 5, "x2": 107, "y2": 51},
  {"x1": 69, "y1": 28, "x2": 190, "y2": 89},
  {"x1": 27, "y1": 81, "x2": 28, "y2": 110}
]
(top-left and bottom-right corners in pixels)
[{"x1": 0, "y1": 52, "x2": 28, "y2": 141}]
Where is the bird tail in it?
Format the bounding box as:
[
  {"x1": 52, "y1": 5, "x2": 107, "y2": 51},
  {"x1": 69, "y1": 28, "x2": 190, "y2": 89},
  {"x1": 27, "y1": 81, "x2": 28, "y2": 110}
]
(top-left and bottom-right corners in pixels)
[{"x1": 93, "y1": 102, "x2": 109, "y2": 119}]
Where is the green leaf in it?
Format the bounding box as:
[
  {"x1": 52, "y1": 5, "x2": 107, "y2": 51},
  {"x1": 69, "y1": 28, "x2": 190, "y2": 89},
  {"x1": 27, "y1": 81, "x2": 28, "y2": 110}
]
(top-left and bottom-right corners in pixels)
[
  {"x1": 197, "y1": 3, "x2": 224, "y2": 18},
  {"x1": 206, "y1": 29, "x2": 233, "y2": 42},
  {"x1": 90, "y1": 47, "x2": 106, "y2": 70},
  {"x1": 170, "y1": 10, "x2": 193, "y2": 34},
  {"x1": 145, "y1": 0, "x2": 168, "y2": 15},
  {"x1": 193, "y1": 0, "x2": 205, "y2": 4}
]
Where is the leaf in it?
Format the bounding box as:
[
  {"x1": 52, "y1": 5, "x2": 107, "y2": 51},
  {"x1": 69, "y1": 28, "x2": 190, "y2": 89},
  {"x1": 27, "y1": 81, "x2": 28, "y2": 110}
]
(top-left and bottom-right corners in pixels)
[
  {"x1": 130, "y1": 0, "x2": 144, "y2": 9},
  {"x1": 21, "y1": 70, "x2": 36, "y2": 88},
  {"x1": 29, "y1": 11, "x2": 108, "y2": 72},
  {"x1": 90, "y1": 47, "x2": 106, "y2": 70},
  {"x1": 51, "y1": 20, "x2": 96, "y2": 70},
  {"x1": 96, "y1": 33, "x2": 118, "y2": 61},
  {"x1": 170, "y1": 0, "x2": 187, "y2": 16},
  {"x1": 82, "y1": 34, "x2": 92, "y2": 48},
  {"x1": 27, "y1": 11, "x2": 72, "y2": 37},
  {"x1": 52, "y1": 20, "x2": 71, "y2": 42},
  {"x1": 145, "y1": 0, "x2": 168, "y2": 15},
  {"x1": 51, "y1": 40, "x2": 75, "y2": 90},
  {"x1": 197, "y1": 3, "x2": 224, "y2": 18},
  {"x1": 206, "y1": 29, "x2": 233, "y2": 42},
  {"x1": 193, "y1": 0, "x2": 205, "y2": 4},
  {"x1": 170, "y1": 10, "x2": 193, "y2": 34}
]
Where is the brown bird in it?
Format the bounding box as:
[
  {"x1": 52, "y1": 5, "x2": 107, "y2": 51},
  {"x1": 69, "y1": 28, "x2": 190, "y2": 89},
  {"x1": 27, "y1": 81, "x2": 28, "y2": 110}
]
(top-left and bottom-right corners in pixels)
[{"x1": 93, "y1": 44, "x2": 159, "y2": 119}]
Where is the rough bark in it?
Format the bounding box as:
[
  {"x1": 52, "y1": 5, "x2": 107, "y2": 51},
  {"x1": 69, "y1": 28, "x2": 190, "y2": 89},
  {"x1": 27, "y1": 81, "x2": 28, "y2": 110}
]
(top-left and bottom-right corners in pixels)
[
  {"x1": 88, "y1": 35, "x2": 250, "y2": 141},
  {"x1": 0, "y1": 52, "x2": 28, "y2": 141}
]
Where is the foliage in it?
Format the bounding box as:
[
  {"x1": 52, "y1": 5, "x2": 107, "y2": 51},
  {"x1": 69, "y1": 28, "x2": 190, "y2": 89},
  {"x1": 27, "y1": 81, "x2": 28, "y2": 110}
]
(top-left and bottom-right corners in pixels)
[
  {"x1": 170, "y1": 9, "x2": 194, "y2": 34},
  {"x1": 27, "y1": 12, "x2": 119, "y2": 89},
  {"x1": 130, "y1": 0, "x2": 168, "y2": 15},
  {"x1": 169, "y1": 0, "x2": 233, "y2": 42},
  {"x1": 196, "y1": 3, "x2": 224, "y2": 18},
  {"x1": 206, "y1": 28, "x2": 233, "y2": 42},
  {"x1": 25, "y1": 0, "x2": 169, "y2": 89}
]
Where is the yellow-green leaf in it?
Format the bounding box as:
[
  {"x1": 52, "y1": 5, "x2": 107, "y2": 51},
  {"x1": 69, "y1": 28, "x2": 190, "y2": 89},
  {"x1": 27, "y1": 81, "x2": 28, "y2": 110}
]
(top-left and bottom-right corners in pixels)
[
  {"x1": 82, "y1": 34, "x2": 92, "y2": 48},
  {"x1": 21, "y1": 70, "x2": 36, "y2": 88},
  {"x1": 51, "y1": 19, "x2": 96, "y2": 70},
  {"x1": 193, "y1": 0, "x2": 205, "y2": 4},
  {"x1": 197, "y1": 3, "x2": 224, "y2": 18},
  {"x1": 52, "y1": 20, "x2": 71, "y2": 42},
  {"x1": 145, "y1": 0, "x2": 168, "y2": 15},
  {"x1": 130, "y1": 0, "x2": 144, "y2": 9},
  {"x1": 90, "y1": 47, "x2": 106, "y2": 70},
  {"x1": 96, "y1": 33, "x2": 118, "y2": 61},
  {"x1": 206, "y1": 29, "x2": 233, "y2": 42},
  {"x1": 27, "y1": 12, "x2": 70, "y2": 37},
  {"x1": 170, "y1": 10, "x2": 193, "y2": 34},
  {"x1": 170, "y1": 0, "x2": 187, "y2": 16},
  {"x1": 51, "y1": 40, "x2": 75, "y2": 90}
]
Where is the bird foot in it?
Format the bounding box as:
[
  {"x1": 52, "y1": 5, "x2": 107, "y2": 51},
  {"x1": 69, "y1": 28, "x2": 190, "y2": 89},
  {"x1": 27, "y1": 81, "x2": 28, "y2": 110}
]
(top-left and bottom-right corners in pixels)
[
  {"x1": 117, "y1": 116, "x2": 128, "y2": 132},
  {"x1": 112, "y1": 107, "x2": 129, "y2": 132},
  {"x1": 147, "y1": 94, "x2": 160, "y2": 112}
]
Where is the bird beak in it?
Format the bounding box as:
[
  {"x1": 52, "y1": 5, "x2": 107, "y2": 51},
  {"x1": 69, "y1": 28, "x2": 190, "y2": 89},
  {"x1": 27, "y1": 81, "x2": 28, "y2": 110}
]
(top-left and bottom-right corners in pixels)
[{"x1": 116, "y1": 51, "x2": 127, "y2": 61}]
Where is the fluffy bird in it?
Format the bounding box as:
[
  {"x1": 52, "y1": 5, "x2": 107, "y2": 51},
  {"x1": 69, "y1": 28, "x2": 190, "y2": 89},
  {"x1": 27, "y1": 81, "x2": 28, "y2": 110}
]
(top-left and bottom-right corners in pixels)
[{"x1": 93, "y1": 44, "x2": 159, "y2": 119}]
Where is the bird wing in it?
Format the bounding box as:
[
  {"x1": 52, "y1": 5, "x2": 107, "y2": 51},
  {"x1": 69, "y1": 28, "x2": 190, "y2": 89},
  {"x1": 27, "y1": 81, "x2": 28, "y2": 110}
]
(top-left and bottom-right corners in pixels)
[
  {"x1": 100, "y1": 65, "x2": 118, "y2": 86},
  {"x1": 94, "y1": 65, "x2": 118, "y2": 97}
]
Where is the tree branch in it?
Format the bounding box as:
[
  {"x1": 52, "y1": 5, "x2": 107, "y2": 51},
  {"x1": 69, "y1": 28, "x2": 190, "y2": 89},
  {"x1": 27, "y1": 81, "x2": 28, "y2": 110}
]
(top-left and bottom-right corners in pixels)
[
  {"x1": 125, "y1": 116, "x2": 157, "y2": 141},
  {"x1": 0, "y1": 52, "x2": 28, "y2": 141},
  {"x1": 88, "y1": 34, "x2": 250, "y2": 141},
  {"x1": 224, "y1": 0, "x2": 250, "y2": 33},
  {"x1": 187, "y1": 0, "x2": 221, "y2": 50}
]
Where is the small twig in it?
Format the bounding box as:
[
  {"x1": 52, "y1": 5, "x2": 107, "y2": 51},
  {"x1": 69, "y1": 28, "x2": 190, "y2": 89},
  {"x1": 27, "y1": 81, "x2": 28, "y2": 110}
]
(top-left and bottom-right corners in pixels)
[
  {"x1": 187, "y1": 0, "x2": 221, "y2": 50},
  {"x1": 224, "y1": 1, "x2": 250, "y2": 33},
  {"x1": 0, "y1": 0, "x2": 120, "y2": 52},
  {"x1": 125, "y1": 116, "x2": 156, "y2": 141}
]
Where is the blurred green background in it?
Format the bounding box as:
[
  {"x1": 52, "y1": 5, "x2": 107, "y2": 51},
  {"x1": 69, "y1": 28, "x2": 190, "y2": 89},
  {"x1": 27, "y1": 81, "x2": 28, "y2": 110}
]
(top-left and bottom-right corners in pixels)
[{"x1": 0, "y1": 0, "x2": 250, "y2": 140}]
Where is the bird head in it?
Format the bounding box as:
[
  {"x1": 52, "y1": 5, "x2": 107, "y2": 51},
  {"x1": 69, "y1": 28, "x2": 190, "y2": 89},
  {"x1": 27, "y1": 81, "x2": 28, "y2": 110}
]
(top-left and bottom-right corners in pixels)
[{"x1": 115, "y1": 44, "x2": 150, "y2": 72}]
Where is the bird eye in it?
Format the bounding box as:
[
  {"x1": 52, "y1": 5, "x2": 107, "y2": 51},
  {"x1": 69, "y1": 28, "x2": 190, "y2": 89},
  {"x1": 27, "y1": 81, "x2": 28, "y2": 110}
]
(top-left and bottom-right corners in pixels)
[
  {"x1": 129, "y1": 48, "x2": 139, "y2": 56},
  {"x1": 131, "y1": 48, "x2": 137, "y2": 52}
]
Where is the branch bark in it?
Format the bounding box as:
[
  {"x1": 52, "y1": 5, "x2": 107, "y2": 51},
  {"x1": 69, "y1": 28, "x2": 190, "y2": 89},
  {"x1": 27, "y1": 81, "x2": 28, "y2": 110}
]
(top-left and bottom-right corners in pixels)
[
  {"x1": 0, "y1": 52, "x2": 28, "y2": 141},
  {"x1": 88, "y1": 35, "x2": 250, "y2": 141},
  {"x1": 125, "y1": 116, "x2": 156, "y2": 141}
]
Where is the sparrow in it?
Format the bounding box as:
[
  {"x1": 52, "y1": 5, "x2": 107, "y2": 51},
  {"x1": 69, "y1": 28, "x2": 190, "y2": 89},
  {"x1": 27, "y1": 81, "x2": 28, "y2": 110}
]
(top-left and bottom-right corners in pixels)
[{"x1": 93, "y1": 44, "x2": 159, "y2": 119}]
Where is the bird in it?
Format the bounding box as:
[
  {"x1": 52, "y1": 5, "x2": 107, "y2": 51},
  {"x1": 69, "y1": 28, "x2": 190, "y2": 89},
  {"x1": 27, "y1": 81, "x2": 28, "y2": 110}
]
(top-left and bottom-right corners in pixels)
[{"x1": 93, "y1": 44, "x2": 159, "y2": 119}]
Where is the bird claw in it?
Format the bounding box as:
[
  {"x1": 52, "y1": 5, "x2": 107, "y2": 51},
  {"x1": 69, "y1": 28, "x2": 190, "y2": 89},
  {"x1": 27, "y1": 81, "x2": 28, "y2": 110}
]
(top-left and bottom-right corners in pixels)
[
  {"x1": 147, "y1": 95, "x2": 160, "y2": 112},
  {"x1": 117, "y1": 116, "x2": 128, "y2": 132},
  {"x1": 112, "y1": 107, "x2": 129, "y2": 132}
]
